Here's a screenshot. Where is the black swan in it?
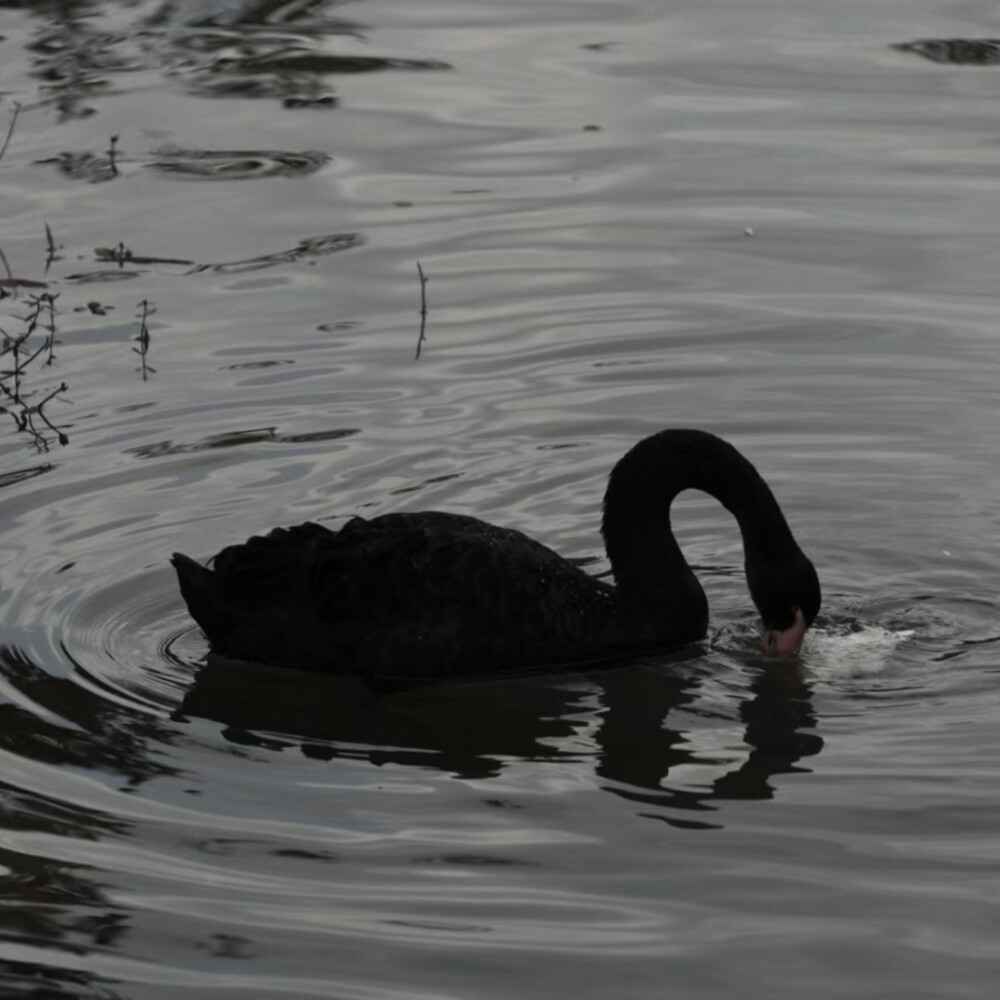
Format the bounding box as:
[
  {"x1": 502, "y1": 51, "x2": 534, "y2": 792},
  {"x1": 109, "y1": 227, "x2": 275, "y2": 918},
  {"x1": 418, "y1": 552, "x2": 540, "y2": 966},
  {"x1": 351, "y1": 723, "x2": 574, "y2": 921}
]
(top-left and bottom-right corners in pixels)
[{"x1": 172, "y1": 428, "x2": 821, "y2": 679}]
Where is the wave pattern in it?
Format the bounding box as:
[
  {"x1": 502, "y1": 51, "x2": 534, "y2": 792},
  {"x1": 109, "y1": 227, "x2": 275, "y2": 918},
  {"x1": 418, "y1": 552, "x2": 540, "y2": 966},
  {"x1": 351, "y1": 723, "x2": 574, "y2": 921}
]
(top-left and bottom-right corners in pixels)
[{"x1": 3, "y1": 0, "x2": 1000, "y2": 998}]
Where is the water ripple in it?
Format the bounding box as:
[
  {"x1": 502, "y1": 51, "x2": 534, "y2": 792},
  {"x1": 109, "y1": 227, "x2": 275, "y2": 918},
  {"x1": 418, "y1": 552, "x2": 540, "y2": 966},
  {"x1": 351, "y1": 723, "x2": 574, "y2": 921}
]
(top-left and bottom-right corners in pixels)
[
  {"x1": 3, "y1": 0, "x2": 1000, "y2": 997},
  {"x1": 147, "y1": 147, "x2": 331, "y2": 180}
]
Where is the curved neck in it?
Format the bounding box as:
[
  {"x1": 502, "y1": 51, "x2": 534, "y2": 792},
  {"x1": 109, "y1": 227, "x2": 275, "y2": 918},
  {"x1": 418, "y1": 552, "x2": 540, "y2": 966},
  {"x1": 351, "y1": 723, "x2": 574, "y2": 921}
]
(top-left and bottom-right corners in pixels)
[{"x1": 600, "y1": 429, "x2": 799, "y2": 613}]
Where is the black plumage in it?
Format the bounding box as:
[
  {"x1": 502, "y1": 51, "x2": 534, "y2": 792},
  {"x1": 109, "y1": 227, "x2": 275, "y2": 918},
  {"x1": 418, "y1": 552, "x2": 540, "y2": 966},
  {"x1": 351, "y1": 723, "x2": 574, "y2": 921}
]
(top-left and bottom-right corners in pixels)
[{"x1": 172, "y1": 429, "x2": 821, "y2": 678}]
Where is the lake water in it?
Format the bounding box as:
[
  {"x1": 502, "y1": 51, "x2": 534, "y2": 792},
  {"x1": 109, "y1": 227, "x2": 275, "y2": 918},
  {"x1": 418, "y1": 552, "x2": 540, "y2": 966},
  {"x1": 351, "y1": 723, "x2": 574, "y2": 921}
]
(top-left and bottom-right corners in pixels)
[{"x1": 2, "y1": 0, "x2": 1000, "y2": 996}]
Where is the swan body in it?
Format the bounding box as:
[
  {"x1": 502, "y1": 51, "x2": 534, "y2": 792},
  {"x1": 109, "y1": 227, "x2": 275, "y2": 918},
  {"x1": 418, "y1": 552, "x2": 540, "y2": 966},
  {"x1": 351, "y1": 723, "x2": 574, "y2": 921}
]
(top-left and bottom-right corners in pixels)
[{"x1": 172, "y1": 429, "x2": 821, "y2": 678}]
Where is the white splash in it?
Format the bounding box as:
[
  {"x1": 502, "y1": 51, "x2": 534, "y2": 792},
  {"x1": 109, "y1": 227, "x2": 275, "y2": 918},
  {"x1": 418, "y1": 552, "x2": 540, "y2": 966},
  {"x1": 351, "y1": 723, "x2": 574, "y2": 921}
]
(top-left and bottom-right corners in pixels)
[{"x1": 801, "y1": 625, "x2": 916, "y2": 677}]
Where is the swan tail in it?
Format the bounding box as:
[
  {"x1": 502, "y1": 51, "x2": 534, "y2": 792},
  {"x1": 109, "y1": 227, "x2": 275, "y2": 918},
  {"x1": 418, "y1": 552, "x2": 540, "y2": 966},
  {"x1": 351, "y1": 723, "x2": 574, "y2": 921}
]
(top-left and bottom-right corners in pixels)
[{"x1": 171, "y1": 552, "x2": 241, "y2": 642}]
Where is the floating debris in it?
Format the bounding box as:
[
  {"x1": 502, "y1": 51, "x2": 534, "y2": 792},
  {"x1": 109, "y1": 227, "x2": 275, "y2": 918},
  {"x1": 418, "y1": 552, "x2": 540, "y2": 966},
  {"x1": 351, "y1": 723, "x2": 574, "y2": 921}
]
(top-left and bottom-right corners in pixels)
[
  {"x1": 415, "y1": 261, "x2": 428, "y2": 360},
  {"x1": 0, "y1": 277, "x2": 48, "y2": 291},
  {"x1": 192, "y1": 232, "x2": 363, "y2": 274},
  {"x1": 65, "y1": 270, "x2": 142, "y2": 283},
  {"x1": 127, "y1": 426, "x2": 359, "y2": 459},
  {"x1": 892, "y1": 38, "x2": 1000, "y2": 66},
  {"x1": 95, "y1": 244, "x2": 194, "y2": 267}
]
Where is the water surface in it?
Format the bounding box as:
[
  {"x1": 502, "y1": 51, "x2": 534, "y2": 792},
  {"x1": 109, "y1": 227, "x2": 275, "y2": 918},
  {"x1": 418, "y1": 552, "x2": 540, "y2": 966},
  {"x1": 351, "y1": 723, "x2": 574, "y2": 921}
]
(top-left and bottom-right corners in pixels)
[{"x1": 2, "y1": 0, "x2": 1000, "y2": 997}]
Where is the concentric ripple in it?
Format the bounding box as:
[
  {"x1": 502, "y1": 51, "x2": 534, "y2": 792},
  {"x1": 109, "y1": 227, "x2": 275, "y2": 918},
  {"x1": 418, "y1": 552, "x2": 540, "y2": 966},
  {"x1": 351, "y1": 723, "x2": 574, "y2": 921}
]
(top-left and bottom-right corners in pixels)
[{"x1": 59, "y1": 566, "x2": 203, "y2": 711}]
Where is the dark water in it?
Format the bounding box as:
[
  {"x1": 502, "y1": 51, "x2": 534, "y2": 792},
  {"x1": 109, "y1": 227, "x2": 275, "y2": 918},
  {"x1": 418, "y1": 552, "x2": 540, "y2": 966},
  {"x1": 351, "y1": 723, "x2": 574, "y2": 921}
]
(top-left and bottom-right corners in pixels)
[{"x1": 2, "y1": 0, "x2": 1000, "y2": 996}]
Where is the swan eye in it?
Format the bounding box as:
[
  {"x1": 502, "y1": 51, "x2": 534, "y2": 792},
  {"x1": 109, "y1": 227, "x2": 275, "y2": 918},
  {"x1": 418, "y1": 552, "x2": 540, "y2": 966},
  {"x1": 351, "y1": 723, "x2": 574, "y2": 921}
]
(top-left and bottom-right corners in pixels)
[{"x1": 764, "y1": 631, "x2": 778, "y2": 653}]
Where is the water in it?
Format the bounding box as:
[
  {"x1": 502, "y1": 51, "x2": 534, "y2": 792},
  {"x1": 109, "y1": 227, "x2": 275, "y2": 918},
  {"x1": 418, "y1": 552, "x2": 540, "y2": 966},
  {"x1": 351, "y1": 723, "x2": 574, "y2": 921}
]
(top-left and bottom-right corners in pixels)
[{"x1": 2, "y1": 0, "x2": 1000, "y2": 996}]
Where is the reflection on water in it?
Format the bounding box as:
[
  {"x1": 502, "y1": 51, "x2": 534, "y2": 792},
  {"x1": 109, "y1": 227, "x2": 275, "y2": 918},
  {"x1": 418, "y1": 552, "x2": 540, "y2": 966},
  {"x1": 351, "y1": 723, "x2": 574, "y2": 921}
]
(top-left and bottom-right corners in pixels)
[
  {"x1": 177, "y1": 654, "x2": 822, "y2": 814},
  {"x1": 35, "y1": 148, "x2": 120, "y2": 184},
  {"x1": 37, "y1": 145, "x2": 332, "y2": 183},
  {"x1": 0, "y1": 644, "x2": 178, "y2": 785},
  {"x1": 20, "y1": 0, "x2": 451, "y2": 117},
  {"x1": 0, "y1": 644, "x2": 167, "y2": 996},
  {"x1": 596, "y1": 661, "x2": 821, "y2": 820},
  {"x1": 0, "y1": 463, "x2": 54, "y2": 490}
]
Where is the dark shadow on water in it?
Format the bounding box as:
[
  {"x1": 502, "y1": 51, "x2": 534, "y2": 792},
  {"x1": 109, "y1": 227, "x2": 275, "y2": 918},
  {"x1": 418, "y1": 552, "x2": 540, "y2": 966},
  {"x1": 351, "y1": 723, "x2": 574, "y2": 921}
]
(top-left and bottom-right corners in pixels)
[
  {"x1": 0, "y1": 644, "x2": 181, "y2": 788},
  {"x1": 893, "y1": 39, "x2": 1000, "y2": 66},
  {"x1": 0, "y1": 463, "x2": 54, "y2": 490},
  {"x1": 126, "y1": 425, "x2": 359, "y2": 459},
  {"x1": 177, "y1": 653, "x2": 824, "y2": 827},
  {"x1": 0, "y1": 962, "x2": 125, "y2": 1000}
]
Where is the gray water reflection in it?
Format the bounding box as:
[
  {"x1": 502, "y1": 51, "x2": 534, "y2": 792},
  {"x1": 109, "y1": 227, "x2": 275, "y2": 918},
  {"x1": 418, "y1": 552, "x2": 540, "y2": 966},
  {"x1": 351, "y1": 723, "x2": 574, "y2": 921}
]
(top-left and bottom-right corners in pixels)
[
  {"x1": 17, "y1": 0, "x2": 450, "y2": 118},
  {"x1": 0, "y1": 643, "x2": 168, "y2": 998}
]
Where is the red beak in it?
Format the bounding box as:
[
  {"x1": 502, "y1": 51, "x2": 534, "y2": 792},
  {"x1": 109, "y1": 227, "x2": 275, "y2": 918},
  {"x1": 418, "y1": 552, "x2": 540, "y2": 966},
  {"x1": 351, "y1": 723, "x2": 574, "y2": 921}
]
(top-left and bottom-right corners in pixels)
[{"x1": 761, "y1": 608, "x2": 808, "y2": 657}]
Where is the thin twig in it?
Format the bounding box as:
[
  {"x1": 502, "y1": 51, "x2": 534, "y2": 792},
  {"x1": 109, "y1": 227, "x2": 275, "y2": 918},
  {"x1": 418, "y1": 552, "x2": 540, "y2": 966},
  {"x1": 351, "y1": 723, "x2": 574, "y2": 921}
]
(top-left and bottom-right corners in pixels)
[
  {"x1": 103, "y1": 241, "x2": 132, "y2": 268},
  {"x1": 133, "y1": 299, "x2": 155, "y2": 380},
  {"x1": 13, "y1": 332, "x2": 49, "y2": 373},
  {"x1": 33, "y1": 381, "x2": 70, "y2": 446},
  {"x1": 43, "y1": 293, "x2": 58, "y2": 364},
  {"x1": 0, "y1": 288, "x2": 70, "y2": 449},
  {"x1": 0, "y1": 103, "x2": 21, "y2": 165},
  {"x1": 44, "y1": 222, "x2": 62, "y2": 273},
  {"x1": 414, "y1": 261, "x2": 428, "y2": 360}
]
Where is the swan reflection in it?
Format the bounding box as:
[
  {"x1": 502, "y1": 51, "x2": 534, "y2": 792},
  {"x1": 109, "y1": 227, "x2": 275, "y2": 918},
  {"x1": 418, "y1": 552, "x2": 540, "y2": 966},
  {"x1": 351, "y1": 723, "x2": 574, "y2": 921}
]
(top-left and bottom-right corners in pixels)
[{"x1": 178, "y1": 651, "x2": 823, "y2": 828}]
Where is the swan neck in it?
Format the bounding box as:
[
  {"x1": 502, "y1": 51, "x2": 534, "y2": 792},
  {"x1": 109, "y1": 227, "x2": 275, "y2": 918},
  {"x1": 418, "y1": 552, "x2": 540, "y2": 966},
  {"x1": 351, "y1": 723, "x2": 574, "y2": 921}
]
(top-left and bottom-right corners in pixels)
[{"x1": 600, "y1": 430, "x2": 796, "y2": 598}]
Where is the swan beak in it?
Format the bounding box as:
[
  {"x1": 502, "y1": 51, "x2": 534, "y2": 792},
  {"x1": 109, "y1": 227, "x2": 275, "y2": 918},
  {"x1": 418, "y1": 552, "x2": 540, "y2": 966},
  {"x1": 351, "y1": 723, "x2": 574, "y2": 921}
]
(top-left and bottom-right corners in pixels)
[{"x1": 761, "y1": 608, "x2": 808, "y2": 657}]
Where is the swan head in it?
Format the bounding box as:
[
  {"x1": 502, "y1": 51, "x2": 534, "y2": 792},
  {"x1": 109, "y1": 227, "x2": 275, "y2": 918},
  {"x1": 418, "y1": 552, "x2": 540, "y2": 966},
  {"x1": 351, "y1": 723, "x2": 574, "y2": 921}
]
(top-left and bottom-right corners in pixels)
[
  {"x1": 761, "y1": 608, "x2": 808, "y2": 657},
  {"x1": 748, "y1": 550, "x2": 821, "y2": 657}
]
